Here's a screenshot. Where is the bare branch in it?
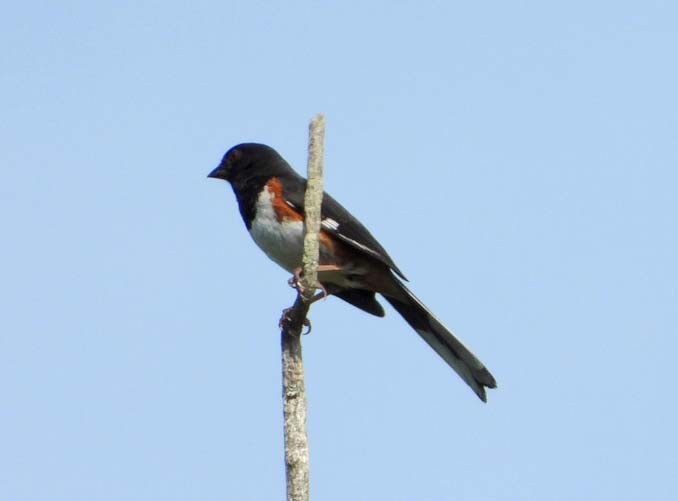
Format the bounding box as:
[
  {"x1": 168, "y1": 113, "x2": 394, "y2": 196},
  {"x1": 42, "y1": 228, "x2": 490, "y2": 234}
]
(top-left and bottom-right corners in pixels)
[
  {"x1": 299, "y1": 114, "x2": 325, "y2": 298},
  {"x1": 281, "y1": 113, "x2": 325, "y2": 501}
]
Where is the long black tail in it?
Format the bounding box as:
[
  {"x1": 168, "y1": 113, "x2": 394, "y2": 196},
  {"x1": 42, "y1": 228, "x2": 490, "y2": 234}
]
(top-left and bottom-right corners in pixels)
[{"x1": 383, "y1": 283, "x2": 497, "y2": 402}]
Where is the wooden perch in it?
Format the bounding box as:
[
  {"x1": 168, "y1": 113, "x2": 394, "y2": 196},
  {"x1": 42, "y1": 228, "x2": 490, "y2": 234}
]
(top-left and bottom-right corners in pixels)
[{"x1": 280, "y1": 113, "x2": 325, "y2": 501}]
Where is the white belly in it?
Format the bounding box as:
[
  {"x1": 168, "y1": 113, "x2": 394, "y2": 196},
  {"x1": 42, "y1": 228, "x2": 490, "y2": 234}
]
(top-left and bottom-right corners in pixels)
[{"x1": 249, "y1": 187, "x2": 304, "y2": 272}]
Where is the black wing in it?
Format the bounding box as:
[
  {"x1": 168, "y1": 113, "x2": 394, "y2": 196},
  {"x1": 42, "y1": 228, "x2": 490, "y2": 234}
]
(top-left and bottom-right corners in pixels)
[{"x1": 279, "y1": 173, "x2": 407, "y2": 280}]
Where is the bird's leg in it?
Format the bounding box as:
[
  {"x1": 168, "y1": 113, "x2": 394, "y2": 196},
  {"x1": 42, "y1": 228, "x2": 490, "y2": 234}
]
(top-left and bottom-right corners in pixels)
[
  {"x1": 287, "y1": 264, "x2": 341, "y2": 299},
  {"x1": 287, "y1": 266, "x2": 304, "y2": 291},
  {"x1": 316, "y1": 264, "x2": 342, "y2": 273},
  {"x1": 311, "y1": 264, "x2": 344, "y2": 301},
  {"x1": 308, "y1": 290, "x2": 327, "y2": 303}
]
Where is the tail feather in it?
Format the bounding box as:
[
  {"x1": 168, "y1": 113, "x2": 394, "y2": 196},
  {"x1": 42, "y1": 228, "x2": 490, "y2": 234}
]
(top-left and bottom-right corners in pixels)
[{"x1": 383, "y1": 283, "x2": 496, "y2": 402}]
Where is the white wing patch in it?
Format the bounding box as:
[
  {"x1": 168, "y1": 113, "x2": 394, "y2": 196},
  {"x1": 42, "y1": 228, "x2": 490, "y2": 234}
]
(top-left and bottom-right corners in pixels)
[
  {"x1": 321, "y1": 217, "x2": 340, "y2": 231},
  {"x1": 323, "y1": 217, "x2": 383, "y2": 257},
  {"x1": 337, "y1": 235, "x2": 376, "y2": 254}
]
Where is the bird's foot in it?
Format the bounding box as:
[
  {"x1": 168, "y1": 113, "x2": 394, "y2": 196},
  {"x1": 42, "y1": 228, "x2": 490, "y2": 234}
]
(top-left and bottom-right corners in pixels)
[
  {"x1": 278, "y1": 307, "x2": 312, "y2": 335},
  {"x1": 287, "y1": 266, "x2": 330, "y2": 302},
  {"x1": 287, "y1": 267, "x2": 304, "y2": 292}
]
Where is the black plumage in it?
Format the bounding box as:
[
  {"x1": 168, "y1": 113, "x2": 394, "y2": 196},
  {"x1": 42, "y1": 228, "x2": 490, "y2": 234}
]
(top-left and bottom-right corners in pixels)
[{"x1": 208, "y1": 143, "x2": 496, "y2": 401}]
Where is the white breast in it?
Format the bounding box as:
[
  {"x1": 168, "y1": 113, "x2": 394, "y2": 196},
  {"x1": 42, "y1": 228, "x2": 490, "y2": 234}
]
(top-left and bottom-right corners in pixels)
[{"x1": 249, "y1": 186, "x2": 304, "y2": 273}]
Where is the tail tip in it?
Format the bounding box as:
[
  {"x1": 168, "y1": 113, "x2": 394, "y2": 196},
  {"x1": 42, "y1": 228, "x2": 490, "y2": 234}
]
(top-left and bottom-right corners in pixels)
[{"x1": 475, "y1": 369, "x2": 497, "y2": 403}]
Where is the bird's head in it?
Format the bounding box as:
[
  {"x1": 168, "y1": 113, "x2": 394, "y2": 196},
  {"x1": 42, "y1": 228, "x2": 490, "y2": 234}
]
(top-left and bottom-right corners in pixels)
[{"x1": 207, "y1": 143, "x2": 287, "y2": 185}]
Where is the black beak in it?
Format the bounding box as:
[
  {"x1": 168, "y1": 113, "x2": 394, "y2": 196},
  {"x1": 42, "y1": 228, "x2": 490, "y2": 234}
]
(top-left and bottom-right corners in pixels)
[{"x1": 207, "y1": 165, "x2": 226, "y2": 180}]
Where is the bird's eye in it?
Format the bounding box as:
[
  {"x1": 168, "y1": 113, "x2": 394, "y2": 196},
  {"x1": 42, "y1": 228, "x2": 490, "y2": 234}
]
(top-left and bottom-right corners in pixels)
[{"x1": 227, "y1": 148, "x2": 242, "y2": 163}]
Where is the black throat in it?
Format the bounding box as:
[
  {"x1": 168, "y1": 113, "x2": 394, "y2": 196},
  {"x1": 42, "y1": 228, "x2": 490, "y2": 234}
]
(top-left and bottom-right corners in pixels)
[{"x1": 230, "y1": 175, "x2": 270, "y2": 230}]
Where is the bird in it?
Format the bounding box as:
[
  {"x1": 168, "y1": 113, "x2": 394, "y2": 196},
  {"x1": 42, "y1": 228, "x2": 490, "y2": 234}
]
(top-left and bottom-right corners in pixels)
[{"x1": 208, "y1": 143, "x2": 497, "y2": 401}]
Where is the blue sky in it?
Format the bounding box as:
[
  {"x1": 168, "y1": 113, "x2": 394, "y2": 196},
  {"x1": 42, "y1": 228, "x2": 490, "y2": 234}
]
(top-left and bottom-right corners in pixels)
[{"x1": 2, "y1": 1, "x2": 676, "y2": 500}]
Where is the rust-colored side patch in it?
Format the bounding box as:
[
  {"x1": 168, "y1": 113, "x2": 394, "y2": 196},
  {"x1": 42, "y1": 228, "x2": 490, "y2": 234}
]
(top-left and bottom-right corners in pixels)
[
  {"x1": 265, "y1": 177, "x2": 343, "y2": 262},
  {"x1": 319, "y1": 229, "x2": 337, "y2": 254},
  {"x1": 265, "y1": 177, "x2": 304, "y2": 222}
]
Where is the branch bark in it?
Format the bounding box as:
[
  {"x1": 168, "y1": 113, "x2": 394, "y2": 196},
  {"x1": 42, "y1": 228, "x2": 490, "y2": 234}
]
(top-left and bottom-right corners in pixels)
[{"x1": 281, "y1": 113, "x2": 325, "y2": 501}]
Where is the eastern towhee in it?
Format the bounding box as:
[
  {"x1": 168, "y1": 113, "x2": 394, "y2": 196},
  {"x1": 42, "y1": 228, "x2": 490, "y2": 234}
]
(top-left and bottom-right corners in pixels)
[{"x1": 208, "y1": 143, "x2": 496, "y2": 401}]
